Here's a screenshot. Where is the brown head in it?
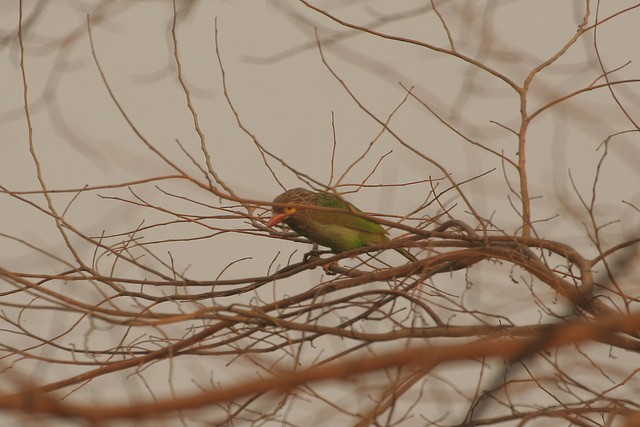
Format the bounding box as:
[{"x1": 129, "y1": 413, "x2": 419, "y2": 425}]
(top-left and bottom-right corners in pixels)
[{"x1": 268, "y1": 188, "x2": 317, "y2": 228}]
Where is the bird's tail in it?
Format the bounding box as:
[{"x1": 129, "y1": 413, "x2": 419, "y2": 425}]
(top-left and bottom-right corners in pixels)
[{"x1": 395, "y1": 247, "x2": 418, "y2": 263}]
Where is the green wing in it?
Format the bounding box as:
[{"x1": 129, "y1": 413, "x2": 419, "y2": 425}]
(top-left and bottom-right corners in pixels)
[{"x1": 313, "y1": 192, "x2": 387, "y2": 236}]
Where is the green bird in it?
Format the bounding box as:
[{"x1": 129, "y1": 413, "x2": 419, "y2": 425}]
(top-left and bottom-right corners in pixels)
[{"x1": 268, "y1": 188, "x2": 417, "y2": 262}]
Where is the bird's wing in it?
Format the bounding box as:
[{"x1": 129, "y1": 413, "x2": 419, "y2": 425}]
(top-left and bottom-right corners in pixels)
[{"x1": 314, "y1": 194, "x2": 387, "y2": 236}]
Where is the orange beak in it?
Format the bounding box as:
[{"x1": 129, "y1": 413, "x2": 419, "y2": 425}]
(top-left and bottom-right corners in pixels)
[{"x1": 268, "y1": 212, "x2": 290, "y2": 227}]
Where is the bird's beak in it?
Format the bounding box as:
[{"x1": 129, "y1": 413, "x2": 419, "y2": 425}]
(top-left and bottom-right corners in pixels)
[{"x1": 268, "y1": 212, "x2": 290, "y2": 227}]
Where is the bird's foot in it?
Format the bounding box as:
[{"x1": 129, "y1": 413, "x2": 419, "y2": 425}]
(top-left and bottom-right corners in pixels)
[
  {"x1": 303, "y1": 249, "x2": 332, "y2": 263},
  {"x1": 322, "y1": 262, "x2": 339, "y2": 275},
  {"x1": 302, "y1": 250, "x2": 340, "y2": 275}
]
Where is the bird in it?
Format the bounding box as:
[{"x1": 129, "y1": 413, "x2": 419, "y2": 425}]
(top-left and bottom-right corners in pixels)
[{"x1": 268, "y1": 188, "x2": 417, "y2": 262}]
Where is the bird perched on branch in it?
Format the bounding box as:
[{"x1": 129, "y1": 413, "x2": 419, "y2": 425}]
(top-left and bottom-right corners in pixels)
[{"x1": 268, "y1": 188, "x2": 417, "y2": 262}]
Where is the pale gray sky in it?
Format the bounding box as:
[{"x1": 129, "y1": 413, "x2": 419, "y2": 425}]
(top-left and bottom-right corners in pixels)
[{"x1": 1, "y1": 1, "x2": 640, "y2": 426}]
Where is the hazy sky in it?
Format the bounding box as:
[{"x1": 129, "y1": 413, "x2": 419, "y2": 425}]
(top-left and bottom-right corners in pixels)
[
  {"x1": 4, "y1": 1, "x2": 637, "y2": 267},
  {"x1": 1, "y1": 1, "x2": 640, "y2": 425}
]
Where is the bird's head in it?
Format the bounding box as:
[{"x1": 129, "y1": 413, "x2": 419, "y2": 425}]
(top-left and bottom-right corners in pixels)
[
  {"x1": 268, "y1": 205, "x2": 297, "y2": 227},
  {"x1": 268, "y1": 188, "x2": 314, "y2": 227}
]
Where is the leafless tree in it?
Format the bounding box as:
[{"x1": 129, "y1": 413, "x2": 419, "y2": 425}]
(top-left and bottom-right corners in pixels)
[{"x1": 2, "y1": 1, "x2": 640, "y2": 426}]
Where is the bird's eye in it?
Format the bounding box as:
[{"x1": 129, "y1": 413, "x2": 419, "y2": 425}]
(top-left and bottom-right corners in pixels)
[{"x1": 284, "y1": 207, "x2": 297, "y2": 215}]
